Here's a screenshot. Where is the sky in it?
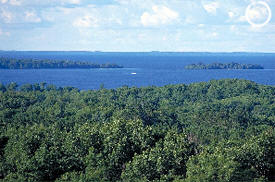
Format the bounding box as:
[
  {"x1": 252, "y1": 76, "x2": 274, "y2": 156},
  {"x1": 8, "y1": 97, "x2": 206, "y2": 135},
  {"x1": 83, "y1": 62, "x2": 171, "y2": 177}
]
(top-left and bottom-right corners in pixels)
[{"x1": 0, "y1": 0, "x2": 274, "y2": 52}]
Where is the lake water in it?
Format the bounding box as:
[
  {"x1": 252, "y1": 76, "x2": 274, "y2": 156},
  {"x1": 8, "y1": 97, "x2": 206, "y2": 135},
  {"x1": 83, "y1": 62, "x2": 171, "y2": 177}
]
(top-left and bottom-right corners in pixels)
[{"x1": 0, "y1": 51, "x2": 274, "y2": 90}]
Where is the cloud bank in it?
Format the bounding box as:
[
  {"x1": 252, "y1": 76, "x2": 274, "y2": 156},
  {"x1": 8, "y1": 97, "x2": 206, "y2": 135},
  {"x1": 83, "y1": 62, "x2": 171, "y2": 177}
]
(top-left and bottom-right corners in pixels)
[{"x1": 0, "y1": 0, "x2": 274, "y2": 52}]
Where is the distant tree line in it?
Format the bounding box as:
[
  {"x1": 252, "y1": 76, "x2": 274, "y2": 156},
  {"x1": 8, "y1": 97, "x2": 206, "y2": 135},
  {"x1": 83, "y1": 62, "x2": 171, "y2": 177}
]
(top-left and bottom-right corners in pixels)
[
  {"x1": 185, "y1": 62, "x2": 264, "y2": 69},
  {"x1": 0, "y1": 57, "x2": 123, "y2": 69},
  {"x1": 0, "y1": 79, "x2": 274, "y2": 181}
]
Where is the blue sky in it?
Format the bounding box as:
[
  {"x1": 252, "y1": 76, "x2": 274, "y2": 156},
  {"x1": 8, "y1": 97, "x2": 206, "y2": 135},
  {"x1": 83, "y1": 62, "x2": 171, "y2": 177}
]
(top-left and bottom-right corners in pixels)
[{"x1": 0, "y1": 0, "x2": 274, "y2": 52}]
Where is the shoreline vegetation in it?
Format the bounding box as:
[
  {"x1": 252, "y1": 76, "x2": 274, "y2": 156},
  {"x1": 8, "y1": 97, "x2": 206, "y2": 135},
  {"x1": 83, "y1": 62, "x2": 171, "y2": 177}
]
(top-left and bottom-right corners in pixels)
[
  {"x1": 0, "y1": 57, "x2": 123, "y2": 69},
  {"x1": 0, "y1": 79, "x2": 274, "y2": 182},
  {"x1": 185, "y1": 62, "x2": 264, "y2": 69}
]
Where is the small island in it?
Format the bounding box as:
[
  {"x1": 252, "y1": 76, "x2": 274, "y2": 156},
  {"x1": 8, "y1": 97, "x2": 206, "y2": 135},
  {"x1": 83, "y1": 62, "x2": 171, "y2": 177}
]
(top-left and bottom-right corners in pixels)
[
  {"x1": 185, "y1": 62, "x2": 264, "y2": 70},
  {"x1": 0, "y1": 57, "x2": 123, "y2": 69}
]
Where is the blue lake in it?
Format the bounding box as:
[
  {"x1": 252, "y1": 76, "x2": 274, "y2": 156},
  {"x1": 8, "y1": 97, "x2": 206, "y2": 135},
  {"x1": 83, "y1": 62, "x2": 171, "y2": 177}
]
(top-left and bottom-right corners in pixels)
[{"x1": 0, "y1": 51, "x2": 274, "y2": 90}]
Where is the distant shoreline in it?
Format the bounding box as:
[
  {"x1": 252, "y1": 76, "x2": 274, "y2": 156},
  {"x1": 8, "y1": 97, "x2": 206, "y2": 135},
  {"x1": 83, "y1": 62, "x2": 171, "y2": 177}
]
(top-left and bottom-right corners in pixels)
[{"x1": 1, "y1": 50, "x2": 275, "y2": 54}]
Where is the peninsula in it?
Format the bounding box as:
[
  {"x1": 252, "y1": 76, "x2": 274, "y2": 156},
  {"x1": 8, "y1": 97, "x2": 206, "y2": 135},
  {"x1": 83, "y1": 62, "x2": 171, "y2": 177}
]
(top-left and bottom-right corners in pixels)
[{"x1": 0, "y1": 57, "x2": 123, "y2": 69}]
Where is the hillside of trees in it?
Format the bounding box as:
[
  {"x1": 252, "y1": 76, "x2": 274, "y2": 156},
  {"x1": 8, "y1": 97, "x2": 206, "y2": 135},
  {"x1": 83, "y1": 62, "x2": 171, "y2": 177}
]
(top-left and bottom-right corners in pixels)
[
  {"x1": 0, "y1": 79, "x2": 274, "y2": 182},
  {"x1": 185, "y1": 62, "x2": 264, "y2": 69},
  {"x1": 0, "y1": 57, "x2": 123, "y2": 69}
]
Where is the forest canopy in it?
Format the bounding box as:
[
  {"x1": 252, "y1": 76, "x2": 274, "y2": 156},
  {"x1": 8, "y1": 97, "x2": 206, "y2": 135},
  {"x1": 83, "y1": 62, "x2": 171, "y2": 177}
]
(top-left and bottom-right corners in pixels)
[
  {"x1": 185, "y1": 62, "x2": 264, "y2": 69},
  {"x1": 0, "y1": 79, "x2": 274, "y2": 182},
  {"x1": 0, "y1": 57, "x2": 123, "y2": 69}
]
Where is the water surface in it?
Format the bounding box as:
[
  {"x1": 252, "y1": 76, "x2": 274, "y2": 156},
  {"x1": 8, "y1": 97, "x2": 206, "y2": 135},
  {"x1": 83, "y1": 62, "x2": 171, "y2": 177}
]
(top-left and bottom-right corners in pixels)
[{"x1": 0, "y1": 52, "x2": 274, "y2": 89}]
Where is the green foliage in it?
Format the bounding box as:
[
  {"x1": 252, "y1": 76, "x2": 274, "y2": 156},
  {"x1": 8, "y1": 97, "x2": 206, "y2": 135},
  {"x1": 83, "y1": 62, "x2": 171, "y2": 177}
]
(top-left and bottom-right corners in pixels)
[
  {"x1": 0, "y1": 79, "x2": 274, "y2": 181},
  {"x1": 0, "y1": 57, "x2": 123, "y2": 69},
  {"x1": 121, "y1": 128, "x2": 196, "y2": 181},
  {"x1": 85, "y1": 119, "x2": 152, "y2": 181},
  {"x1": 185, "y1": 127, "x2": 274, "y2": 182},
  {"x1": 185, "y1": 62, "x2": 264, "y2": 69}
]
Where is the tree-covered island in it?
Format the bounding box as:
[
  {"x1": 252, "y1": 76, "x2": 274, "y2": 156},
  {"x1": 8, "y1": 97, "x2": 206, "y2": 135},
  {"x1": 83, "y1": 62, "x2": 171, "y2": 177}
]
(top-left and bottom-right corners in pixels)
[
  {"x1": 185, "y1": 62, "x2": 264, "y2": 69},
  {"x1": 0, "y1": 57, "x2": 123, "y2": 69}
]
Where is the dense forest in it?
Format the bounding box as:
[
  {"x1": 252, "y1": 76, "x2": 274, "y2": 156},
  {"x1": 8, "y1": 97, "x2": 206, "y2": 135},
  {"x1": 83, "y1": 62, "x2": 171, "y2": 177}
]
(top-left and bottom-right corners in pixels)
[
  {"x1": 185, "y1": 62, "x2": 264, "y2": 69},
  {"x1": 0, "y1": 79, "x2": 274, "y2": 182},
  {"x1": 0, "y1": 57, "x2": 123, "y2": 69}
]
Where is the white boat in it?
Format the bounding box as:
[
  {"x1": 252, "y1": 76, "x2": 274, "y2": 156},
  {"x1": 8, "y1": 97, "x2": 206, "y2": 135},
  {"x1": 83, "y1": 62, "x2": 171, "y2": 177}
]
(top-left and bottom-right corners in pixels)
[{"x1": 131, "y1": 72, "x2": 137, "y2": 75}]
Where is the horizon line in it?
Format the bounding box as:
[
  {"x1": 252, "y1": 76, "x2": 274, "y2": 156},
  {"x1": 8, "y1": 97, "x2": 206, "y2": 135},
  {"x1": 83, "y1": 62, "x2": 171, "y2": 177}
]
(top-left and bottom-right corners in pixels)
[{"x1": 1, "y1": 50, "x2": 275, "y2": 54}]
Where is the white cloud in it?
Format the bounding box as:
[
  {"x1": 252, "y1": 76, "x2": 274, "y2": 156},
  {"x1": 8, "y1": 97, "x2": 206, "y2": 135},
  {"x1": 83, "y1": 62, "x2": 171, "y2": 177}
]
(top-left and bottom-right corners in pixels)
[
  {"x1": 115, "y1": 0, "x2": 155, "y2": 9},
  {"x1": 0, "y1": 0, "x2": 20, "y2": 5},
  {"x1": 73, "y1": 15, "x2": 98, "y2": 28},
  {"x1": 203, "y1": 1, "x2": 219, "y2": 15},
  {"x1": 0, "y1": 27, "x2": 10, "y2": 36},
  {"x1": 141, "y1": 5, "x2": 179, "y2": 27},
  {"x1": 225, "y1": 6, "x2": 246, "y2": 23},
  {"x1": 230, "y1": 25, "x2": 236, "y2": 31},
  {"x1": 246, "y1": 4, "x2": 269, "y2": 22},
  {"x1": 211, "y1": 32, "x2": 218, "y2": 37},
  {"x1": 185, "y1": 16, "x2": 195, "y2": 24},
  {"x1": 0, "y1": 0, "x2": 83, "y2": 8},
  {"x1": 228, "y1": 11, "x2": 235, "y2": 18},
  {"x1": 1, "y1": 0, "x2": 8, "y2": 4},
  {"x1": 229, "y1": 25, "x2": 244, "y2": 36},
  {"x1": 238, "y1": 16, "x2": 247, "y2": 22},
  {"x1": 0, "y1": 0, "x2": 274, "y2": 52},
  {"x1": 1, "y1": 9, "x2": 13, "y2": 23},
  {"x1": 9, "y1": 0, "x2": 21, "y2": 6},
  {"x1": 63, "y1": 0, "x2": 81, "y2": 5},
  {"x1": 25, "y1": 11, "x2": 41, "y2": 23},
  {"x1": 198, "y1": 24, "x2": 205, "y2": 28}
]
